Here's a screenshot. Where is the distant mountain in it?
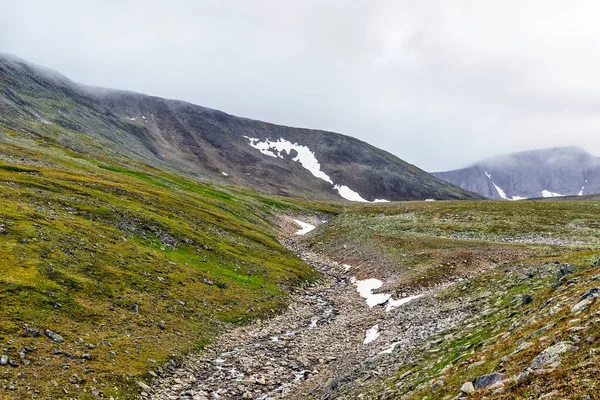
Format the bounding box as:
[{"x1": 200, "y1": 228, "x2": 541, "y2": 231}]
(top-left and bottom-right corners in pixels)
[
  {"x1": 433, "y1": 147, "x2": 600, "y2": 200},
  {"x1": 0, "y1": 53, "x2": 479, "y2": 202}
]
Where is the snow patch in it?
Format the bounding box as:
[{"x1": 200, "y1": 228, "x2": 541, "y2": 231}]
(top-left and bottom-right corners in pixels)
[
  {"x1": 244, "y1": 136, "x2": 390, "y2": 203},
  {"x1": 355, "y1": 278, "x2": 391, "y2": 308},
  {"x1": 373, "y1": 199, "x2": 390, "y2": 203},
  {"x1": 385, "y1": 294, "x2": 423, "y2": 312},
  {"x1": 424, "y1": 199, "x2": 436, "y2": 202},
  {"x1": 578, "y1": 186, "x2": 585, "y2": 196},
  {"x1": 379, "y1": 341, "x2": 401, "y2": 355},
  {"x1": 244, "y1": 136, "x2": 333, "y2": 183},
  {"x1": 343, "y1": 264, "x2": 352, "y2": 272},
  {"x1": 221, "y1": 172, "x2": 229, "y2": 177},
  {"x1": 485, "y1": 171, "x2": 526, "y2": 200},
  {"x1": 334, "y1": 185, "x2": 369, "y2": 202},
  {"x1": 541, "y1": 190, "x2": 565, "y2": 198},
  {"x1": 293, "y1": 219, "x2": 316, "y2": 235},
  {"x1": 492, "y1": 182, "x2": 508, "y2": 200},
  {"x1": 364, "y1": 325, "x2": 380, "y2": 344}
]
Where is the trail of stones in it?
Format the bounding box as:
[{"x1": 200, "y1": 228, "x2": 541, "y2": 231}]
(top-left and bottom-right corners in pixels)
[{"x1": 149, "y1": 237, "x2": 379, "y2": 400}]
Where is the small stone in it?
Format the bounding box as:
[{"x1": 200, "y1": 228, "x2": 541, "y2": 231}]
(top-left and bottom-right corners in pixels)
[
  {"x1": 0, "y1": 355, "x2": 8, "y2": 365},
  {"x1": 158, "y1": 320, "x2": 166, "y2": 330},
  {"x1": 44, "y1": 329, "x2": 64, "y2": 343},
  {"x1": 460, "y1": 381, "x2": 475, "y2": 394},
  {"x1": 137, "y1": 381, "x2": 152, "y2": 392},
  {"x1": 522, "y1": 294, "x2": 533, "y2": 305},
  {"x1": 82, "y1": 353, "x2": 92, "y2": 360},
  {"x1": 430, "y1": 380, "x2": 444, "y2": 392}
]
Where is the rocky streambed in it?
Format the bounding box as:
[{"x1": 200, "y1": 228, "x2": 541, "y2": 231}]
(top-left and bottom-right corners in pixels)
[{"x1": 149, "y1": 221, "x2": 471, "y2": 400}]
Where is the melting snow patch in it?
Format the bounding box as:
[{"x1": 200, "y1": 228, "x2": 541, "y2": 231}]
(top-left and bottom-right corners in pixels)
[
  {"x1": 244, "y1": 136, "x2": 390, "y2": 203},
  {"x1": 355, "y1": 278, "x2": 391, "y2": 307},
  {"x1": 293, "y1": 219, "x2": 316, "y2": 235},
  {"x1": 379, "y1": 341, "x2": 401, "y2": 355},
  {"x1": 424, "y1": 199, "x2": 436, "y2": 202},
  {"x1": 386, "y1": 294, "x2": 423, "y2": 311},
  {"x1": 221, "y1": 172, "x2": 229, "y2": 176},
  {"x1": 485, "y1": 171, "x2": 525, "y2": 200},
  {"x1": 541, "y1": 190, "x2": 565, "y2": 198},
  {"x1": 579, "y1": 186, "x2": 585, "y2": 196},
  {"x1": 244, "y1": 136, "x2": 333, "y2": 183},
  {"x1": 364, "y1": 325, "x2": 380, "y2": 344},
  {"x1": 492, "y1": 182, "x2": 508, "y2": 200},
  {"x1": 126, "y1": 117, "x2": 137, "y2": 121},
  {"x1": 373, "y1": 199, "x2": 390, "y2": 203},
  {"x1": 334, "y1": 185, "x2": 369, "y2": 202}
]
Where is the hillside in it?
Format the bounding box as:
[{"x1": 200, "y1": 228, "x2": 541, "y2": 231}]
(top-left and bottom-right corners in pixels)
[
  {"x1": 433, "y1": 147, "x2": 600, "y2": 200},
  {"x1": 0, "y1": 130, "x2": 341, "y2": 398},
  {"x1": 0, "y1": 53, "x2": 479, "y2": 203},
  {"x1": 292, "y1": 200, "x2": 600, "y2": 399}
]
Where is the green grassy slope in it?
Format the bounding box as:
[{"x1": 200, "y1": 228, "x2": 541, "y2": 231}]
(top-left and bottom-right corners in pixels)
[{"x1": 0, "y1": 128, "x2": 337, "y2": 399}]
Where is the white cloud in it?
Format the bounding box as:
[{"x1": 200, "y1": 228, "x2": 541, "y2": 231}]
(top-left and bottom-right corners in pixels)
[{"x1": 1, "y1": 1, "x2": 600, "y2": 171}]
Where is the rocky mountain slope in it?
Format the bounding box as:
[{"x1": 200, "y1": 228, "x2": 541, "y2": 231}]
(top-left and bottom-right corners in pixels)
[
  {"x1": 433, "y1": 147, "x2": 600, "y2": 200},
  {"x1": 0, "y1": 53, "x2": 479, "y2": 203}
]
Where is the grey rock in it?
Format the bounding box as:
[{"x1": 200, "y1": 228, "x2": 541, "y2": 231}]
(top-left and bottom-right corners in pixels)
[
  {"x1": 530, "y1": 341, "x2": 577, "y2": 370},
  {"x1": 460, "y1": 381, "x2": 475, "y2": 394},
  {"x1": 556, "y1": 264, "x2": 576, "y2": 281},
  {"x1": 44, "y1": 329, "x2": 64, "y2": 343},
  {"x1": 137, "y1": 381, "x2": 152, "y2": 393},
  {"x1": 82, "y1": 353, "x2": 92, "y2": 360},
  {"x1": 581, "y1": 287, "x2": 600, "y2": 301},
  {"x1": 473, "y1": 372, "x2": 506, "y2": 389},
  {"x1": 158, "y1": 320, "x2": 166, "y2": 330},
  {"x1": 430, "y1": 380, "x2": 444, "y2": 392},
  {"x1": 522, "y1": 294, "x2": 533, "y2": 306},
  {"x1": 0, "y1": 355, "x2": 7, "y2": 365}
]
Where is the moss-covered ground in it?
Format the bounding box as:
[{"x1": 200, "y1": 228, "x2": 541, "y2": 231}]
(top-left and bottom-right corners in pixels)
[{"x1": 0, "y1": 129, "x2": 337, "y2": 399}]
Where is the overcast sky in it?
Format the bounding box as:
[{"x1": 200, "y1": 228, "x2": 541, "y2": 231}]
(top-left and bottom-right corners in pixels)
[{"x1": 2, "y1": 1, "x2": 600, "y2": 171}]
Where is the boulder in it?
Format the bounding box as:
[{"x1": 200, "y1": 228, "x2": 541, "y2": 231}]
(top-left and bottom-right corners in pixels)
[
  {"x1": 530, "y1": 341, "x2": 577, "y2": 370},
  {"x1": 473, "y1": 372, "x2": 506, "y2": 389}
]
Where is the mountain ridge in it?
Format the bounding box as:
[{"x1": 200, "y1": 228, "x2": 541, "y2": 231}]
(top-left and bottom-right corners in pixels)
[
  {"x1": 433, "y1": 146, "x2": 600, "y2": 200},
  {"x1": 0, "y1": 53, "x2": 480, "y2": 203}
]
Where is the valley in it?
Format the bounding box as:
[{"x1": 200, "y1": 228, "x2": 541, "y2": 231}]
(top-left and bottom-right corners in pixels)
[{"x1": 0, "y1": 54, "x2": 599, "y2": 400}]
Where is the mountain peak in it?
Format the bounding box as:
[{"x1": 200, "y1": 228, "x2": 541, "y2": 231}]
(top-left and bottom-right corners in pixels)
[{"x1": 434, "y1": 146, "x2": 599, "y2": 200}]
